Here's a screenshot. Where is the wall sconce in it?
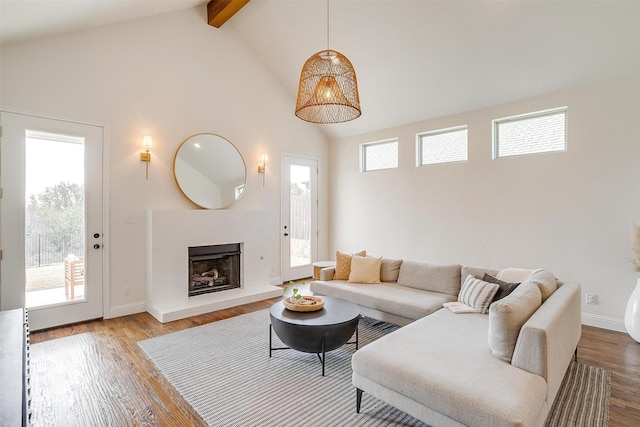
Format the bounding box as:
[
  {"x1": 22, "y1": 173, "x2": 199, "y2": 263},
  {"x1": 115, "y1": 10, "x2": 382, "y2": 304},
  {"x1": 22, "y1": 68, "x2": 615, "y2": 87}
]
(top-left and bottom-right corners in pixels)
[
  {"x1": 258, "y1": 152, "x2": 268, "y2": 187},
  {"x1": 140, "y1": 135, "x2": 152, "y2": 179}
]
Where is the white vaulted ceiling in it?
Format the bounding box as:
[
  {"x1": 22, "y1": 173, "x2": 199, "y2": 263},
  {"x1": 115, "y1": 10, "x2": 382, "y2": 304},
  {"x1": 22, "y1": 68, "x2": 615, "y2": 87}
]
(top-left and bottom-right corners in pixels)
[{"x1": 1, "y1": 0, "x2": 639, "y2": 140}]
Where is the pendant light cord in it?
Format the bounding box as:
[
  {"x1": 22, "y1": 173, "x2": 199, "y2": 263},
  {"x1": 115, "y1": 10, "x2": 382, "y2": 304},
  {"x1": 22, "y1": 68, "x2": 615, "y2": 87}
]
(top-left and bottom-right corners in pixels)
[{"x1": 326, "y1": 0, "x2": 330, "y2": 51}]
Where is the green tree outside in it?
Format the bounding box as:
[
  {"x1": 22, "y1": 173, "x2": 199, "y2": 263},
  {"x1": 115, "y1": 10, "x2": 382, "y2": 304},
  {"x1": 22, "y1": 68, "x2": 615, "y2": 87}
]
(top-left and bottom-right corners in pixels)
[{"x1": 26, "y1": 182, "x2": 84, "y2": 266}]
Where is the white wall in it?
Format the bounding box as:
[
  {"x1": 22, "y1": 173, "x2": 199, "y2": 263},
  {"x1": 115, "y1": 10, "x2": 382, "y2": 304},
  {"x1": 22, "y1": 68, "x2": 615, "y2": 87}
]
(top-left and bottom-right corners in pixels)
[
  {"x1": 329, "y1": 74, "x2": 640, "y2": 331},
  {"x1": 0, "y1": 7, "x2": 329, "y2": 318}
]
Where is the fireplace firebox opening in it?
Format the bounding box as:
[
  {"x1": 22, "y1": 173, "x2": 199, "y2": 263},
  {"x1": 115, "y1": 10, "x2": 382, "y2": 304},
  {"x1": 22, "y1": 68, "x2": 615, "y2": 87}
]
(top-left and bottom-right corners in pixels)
[{"x1": 188, "y1": 243, "x2": 241, "y2": 297}]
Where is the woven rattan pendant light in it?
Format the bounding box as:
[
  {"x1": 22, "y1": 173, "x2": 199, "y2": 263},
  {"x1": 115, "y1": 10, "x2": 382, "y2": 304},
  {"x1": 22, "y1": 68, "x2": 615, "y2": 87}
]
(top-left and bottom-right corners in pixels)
[{"x1": 295, "y1": 0, "x2": 361, "y2": 124}]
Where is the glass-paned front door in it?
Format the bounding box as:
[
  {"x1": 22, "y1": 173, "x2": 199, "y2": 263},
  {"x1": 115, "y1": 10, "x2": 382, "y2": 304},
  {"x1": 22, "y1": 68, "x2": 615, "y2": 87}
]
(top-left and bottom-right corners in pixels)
[
  {"x1": 281, "y1": 155, "x2": 317, "y2": 281},
  {"x1": 1, "y1": 111, "x2": 103, "y2": 330},
  {"x1": 289, "y1": 164, "x2": 311, "y2": 268}
]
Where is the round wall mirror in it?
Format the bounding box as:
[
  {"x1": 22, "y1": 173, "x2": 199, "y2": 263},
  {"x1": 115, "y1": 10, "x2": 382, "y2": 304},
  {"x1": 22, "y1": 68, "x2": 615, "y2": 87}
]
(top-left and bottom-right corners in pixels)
[{"x1": 174, "y1": 133, "x2": 246, "y2": 209}]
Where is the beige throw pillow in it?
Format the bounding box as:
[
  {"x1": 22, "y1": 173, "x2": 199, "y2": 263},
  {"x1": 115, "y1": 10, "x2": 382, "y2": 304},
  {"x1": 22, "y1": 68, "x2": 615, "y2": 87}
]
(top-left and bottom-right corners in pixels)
[
  {"x1": 334, "y1": 250, "x2": 366, "y2": 280},
  {"x1": 526, "y1": 270, "x2": 558, "y2": 302},
  {"x1": 488, "y1": 282, "x2": 542, "y2": 362},
  {"x1": 349, "y1": 255, "x2": 382, "y2": 284}
]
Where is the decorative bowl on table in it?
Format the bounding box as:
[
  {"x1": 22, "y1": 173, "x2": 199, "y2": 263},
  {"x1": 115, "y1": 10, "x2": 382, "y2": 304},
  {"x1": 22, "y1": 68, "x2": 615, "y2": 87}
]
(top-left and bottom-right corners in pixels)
[{"x1": 283, "y1": 295, "x2": 324, "y2": 312}]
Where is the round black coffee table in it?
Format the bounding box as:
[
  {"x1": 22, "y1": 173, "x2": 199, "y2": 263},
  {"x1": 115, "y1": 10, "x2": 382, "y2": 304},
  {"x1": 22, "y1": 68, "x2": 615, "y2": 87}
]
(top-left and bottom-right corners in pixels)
[{"x1": 269, "y1": 296, "x2": 360, "y2": 376}]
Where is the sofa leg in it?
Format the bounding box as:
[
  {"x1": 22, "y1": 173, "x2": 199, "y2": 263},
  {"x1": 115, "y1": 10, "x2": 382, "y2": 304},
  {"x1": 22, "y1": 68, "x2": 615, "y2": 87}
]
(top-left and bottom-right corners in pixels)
[
  {"x1": 356, "y1": 388, "x2": 363, "y2": 413},
  {"x1": 574, "y1": 347, "x2": 578, "y2": 362}
]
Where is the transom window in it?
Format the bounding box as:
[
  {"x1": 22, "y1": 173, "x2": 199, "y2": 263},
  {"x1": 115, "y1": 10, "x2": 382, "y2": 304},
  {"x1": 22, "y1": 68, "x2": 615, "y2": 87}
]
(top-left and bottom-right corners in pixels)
[
  {"x1": 493, "y1": 107, "x2": 567, "y2": 159},
  {"x1": 360, "y1": 138, "x2": 398, "y2": 172},
  {"x1": 416, "y1": 126, "x2": 468, "y2": 166}
]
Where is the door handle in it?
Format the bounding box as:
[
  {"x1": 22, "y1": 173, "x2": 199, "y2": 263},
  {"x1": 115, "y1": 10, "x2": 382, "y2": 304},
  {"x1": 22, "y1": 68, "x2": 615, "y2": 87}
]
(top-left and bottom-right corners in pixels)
[
  {"x1": 93, "y1": 233, "x2": 101, "y2": 239},
  {"x1": 284, "y1": 233, "x2": 289, "y2": 237},
  {"x1": 93, "y1": 244, "x2": 101, "y2": 249}
]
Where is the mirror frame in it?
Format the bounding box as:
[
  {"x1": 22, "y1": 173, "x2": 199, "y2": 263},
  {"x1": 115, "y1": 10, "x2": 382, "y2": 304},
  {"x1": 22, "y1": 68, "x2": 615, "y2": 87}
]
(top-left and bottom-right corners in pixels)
[{"x1": 173, "y1": 133, "x2": 247, "y2": 209}]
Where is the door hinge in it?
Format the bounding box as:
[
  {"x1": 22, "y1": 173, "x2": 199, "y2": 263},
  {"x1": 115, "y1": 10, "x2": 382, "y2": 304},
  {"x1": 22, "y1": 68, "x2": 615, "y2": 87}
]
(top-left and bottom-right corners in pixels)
[
  {"x1": 0, "y1": 188, "x2": 2, "y2": 198},
  {"x1": 0, "y1": 250, "x2": 3, "y2": 261},
  {"x1": 0, "y1": 125, "x2": 3, "y2": 138}
]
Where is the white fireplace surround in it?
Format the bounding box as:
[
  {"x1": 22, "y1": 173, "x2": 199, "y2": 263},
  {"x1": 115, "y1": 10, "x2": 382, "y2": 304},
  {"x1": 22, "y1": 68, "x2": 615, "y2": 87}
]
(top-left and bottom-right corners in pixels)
[{"x1": 146, "y1": 209, "x2": 281, "y2": 322}]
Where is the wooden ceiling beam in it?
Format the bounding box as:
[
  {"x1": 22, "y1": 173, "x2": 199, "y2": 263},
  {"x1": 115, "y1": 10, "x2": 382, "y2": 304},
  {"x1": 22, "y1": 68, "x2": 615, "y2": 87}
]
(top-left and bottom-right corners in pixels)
[{"x1": 207, "y1": 0, "x2": 251, "y2": 28}]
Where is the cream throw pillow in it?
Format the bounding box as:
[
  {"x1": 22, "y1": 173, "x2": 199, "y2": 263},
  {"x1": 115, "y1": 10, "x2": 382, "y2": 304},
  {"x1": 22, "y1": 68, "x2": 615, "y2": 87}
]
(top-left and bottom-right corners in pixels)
[
  {"x1": 488, "y1": 282, "x2": 542, "y2": 362},
  {"x1": 526, "y1": 270, "x2": 558, "y2": 302},
  {"x1": 498, "y1": 268, "x2": 558, "y2": 302},
  {"x1": 334, "y1": 250, "x2": 366, "y2": 280},
  {"x1": 349, "y1": 255, "x2": 382, "y2": 284}
]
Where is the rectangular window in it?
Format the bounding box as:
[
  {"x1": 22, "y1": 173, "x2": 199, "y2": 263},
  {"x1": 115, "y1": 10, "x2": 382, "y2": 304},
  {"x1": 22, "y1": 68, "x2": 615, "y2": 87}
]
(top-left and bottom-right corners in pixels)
[
  {"x1": 416, "y1": 126, "x2": 468, "y2": 166},
  {"x1": 360, "y1": 138, "x2": 398, "y2": 172},
  {"x1": 493, "y1": 107, "x2": 567, "y2": 159}
]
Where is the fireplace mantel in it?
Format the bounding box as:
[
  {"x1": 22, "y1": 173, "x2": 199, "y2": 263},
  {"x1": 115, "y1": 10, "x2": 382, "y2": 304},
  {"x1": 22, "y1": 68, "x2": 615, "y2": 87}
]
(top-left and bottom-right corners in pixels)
[{"x1": 145, "y1": 209, "x2": 281, "y2": 322}]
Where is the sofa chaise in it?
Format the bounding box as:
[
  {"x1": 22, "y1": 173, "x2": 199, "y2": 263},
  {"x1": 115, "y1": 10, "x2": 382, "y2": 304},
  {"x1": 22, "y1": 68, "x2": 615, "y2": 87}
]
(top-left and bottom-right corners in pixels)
[{"x1": 310, "y1": 254, "x2": 581, "y2": 427}]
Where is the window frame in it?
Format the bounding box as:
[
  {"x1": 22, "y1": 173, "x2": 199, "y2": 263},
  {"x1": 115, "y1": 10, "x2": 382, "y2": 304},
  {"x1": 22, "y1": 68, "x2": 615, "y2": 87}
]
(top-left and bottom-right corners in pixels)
[
  {"x1": 360, "y1": 137, "x2": 399, "y2": 172},
  {"x1": 492, "y1": 106, "x2": 568, "y2": 159},
  {"x1": 415, "y1": 125, "x2": 468, "y2": 167}
]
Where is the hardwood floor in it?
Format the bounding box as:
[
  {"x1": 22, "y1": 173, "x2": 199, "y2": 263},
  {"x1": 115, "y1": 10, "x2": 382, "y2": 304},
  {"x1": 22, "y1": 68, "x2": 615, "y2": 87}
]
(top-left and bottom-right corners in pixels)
[
  {"x1": 575, "y1": 325, "x2": 640, "y2": 426},
  {"x1": 30, "y1": 300, "x2": 640, "y2": 426}
]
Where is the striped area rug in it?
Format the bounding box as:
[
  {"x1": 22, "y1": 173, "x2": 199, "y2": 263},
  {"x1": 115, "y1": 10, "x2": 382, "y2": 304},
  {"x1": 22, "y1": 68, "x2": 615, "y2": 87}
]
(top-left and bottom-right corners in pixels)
[
  {"x1": 139, "y1": 309, "x2": 610, "y2": 427},
  {"x1": 546, "y1": 361, "x2": 611, "y2": 426}
]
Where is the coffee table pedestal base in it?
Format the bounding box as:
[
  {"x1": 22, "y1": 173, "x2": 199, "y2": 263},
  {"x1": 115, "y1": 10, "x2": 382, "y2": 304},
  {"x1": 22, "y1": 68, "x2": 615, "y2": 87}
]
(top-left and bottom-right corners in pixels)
[{"x1": 269, "y1": 323, "x2": 359, "y2": 376}]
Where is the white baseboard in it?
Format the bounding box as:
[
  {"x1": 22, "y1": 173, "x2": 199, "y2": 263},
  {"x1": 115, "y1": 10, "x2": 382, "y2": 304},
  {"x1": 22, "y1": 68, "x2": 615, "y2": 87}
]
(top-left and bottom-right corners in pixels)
[
  {"x1": 270, "y1": 277, "x2": 283, "y2": 286},
  {"x1": 581, "y1": 312, "x2": 626, "y2": 333},
  {"x1": 105, "y1": 301, "x2": 146, "y2": 319}
]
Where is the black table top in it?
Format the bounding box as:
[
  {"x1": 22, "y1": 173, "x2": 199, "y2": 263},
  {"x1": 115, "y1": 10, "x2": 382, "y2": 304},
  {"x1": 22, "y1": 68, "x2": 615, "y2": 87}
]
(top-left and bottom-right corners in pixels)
[{"x1": 269, "y1": 296, "x2": 360, "y2": 327}]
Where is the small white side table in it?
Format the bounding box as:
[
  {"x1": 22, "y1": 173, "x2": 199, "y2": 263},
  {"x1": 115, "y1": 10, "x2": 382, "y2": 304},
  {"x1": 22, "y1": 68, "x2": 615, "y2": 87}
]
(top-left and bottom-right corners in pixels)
[{"x1": 313, "y1": 261, "x2": 336, "y2": 280}]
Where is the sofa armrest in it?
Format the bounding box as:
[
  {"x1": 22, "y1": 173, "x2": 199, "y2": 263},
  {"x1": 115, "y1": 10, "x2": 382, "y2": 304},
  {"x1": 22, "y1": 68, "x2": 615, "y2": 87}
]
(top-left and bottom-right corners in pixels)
[
  {"x1": 320, "y1": 267, "x2": 335, "y2": 281},
  {"x1": 511, "y1": 282, "x2": 581, "y2": 405}
]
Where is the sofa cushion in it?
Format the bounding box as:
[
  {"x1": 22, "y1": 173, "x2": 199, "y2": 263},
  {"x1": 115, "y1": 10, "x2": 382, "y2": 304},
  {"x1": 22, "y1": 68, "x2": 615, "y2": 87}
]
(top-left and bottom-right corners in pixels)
[
  {"x1": 488, "y1": 282, "x2": 542, "y2": 362},
  {"x1": 496, "y1": 267, "x2": 535, "y2": 283},
  {"x1": 460, "y1": 266, "x2": 499, "y2": 288},
  {"x1": 526, "y1": 269, "x2": 558, "y2": 302},
  {"x1": 458, "y1": 275, "x2": 499, "y2": 314},
  {"x1": 380, "y1": 258, "x2": 403, "y2": 282},
  {"x1": 397, "y1": 261, "x2": 462, "y2": 296},
  {"x1": 483, "y1": 273, "x2": 520, "y2": 302},
  {"x1": 310, "y1": 280, "x2": 455, "y2": 321},
  {"x1": 334, "y1": 250, "x2": 366, "y2": 280},
  {"x1": 349, "y1": 255, "x2": 382, "y2": 284},
  {"x1": 352, "y1": 309, "x2": 548, "y2": 427}
]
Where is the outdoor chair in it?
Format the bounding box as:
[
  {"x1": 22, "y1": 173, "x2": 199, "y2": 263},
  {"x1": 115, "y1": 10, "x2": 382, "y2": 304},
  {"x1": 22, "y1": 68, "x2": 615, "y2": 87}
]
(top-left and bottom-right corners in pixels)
[{"x1": 64, "y1": 256, "x2": 84, "y2": 299}]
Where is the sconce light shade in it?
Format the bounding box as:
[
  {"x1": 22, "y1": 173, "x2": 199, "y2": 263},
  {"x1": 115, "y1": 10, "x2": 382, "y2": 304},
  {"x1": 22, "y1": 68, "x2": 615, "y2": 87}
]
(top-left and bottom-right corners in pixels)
[
  {"x1": 140, "y1": 135, "x2": 152, "y2": 179},
  {"x1": 295, "y1": 50, "x2": 361, "y2": 124},
  {"x1": 258, "y1": 152, "x2": 268, "y2": 186},
  {"x1": 142, "y1": 135, "x2": 153, "y2": 150}
]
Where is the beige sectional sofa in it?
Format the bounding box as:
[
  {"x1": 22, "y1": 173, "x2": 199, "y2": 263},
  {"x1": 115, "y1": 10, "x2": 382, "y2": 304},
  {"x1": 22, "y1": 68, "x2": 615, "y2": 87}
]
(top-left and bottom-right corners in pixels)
[{"x1": 310, "y1": 257, "x2": 581, "y2": 427}]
